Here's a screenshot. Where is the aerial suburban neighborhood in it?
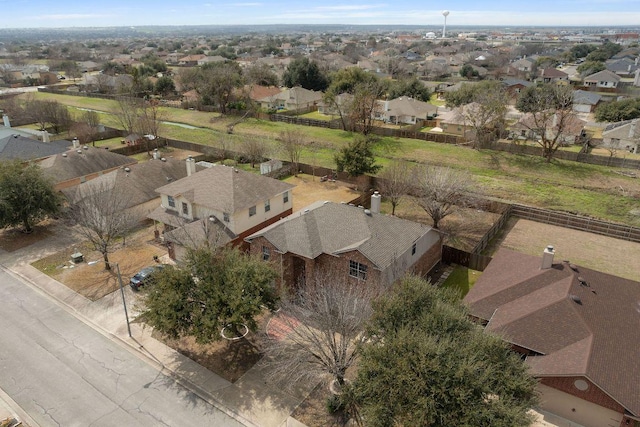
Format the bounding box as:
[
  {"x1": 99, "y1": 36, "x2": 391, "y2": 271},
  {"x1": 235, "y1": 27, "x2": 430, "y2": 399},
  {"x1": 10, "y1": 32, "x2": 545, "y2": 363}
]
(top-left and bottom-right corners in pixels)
[{"x1": 1, "y1": 8, "x2": 640, "y2": 427}]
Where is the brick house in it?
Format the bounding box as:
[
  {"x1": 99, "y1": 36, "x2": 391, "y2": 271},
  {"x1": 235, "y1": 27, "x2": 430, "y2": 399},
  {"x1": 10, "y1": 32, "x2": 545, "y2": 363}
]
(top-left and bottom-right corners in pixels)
[
  {"x1": 536, "y1": 68, "x2": 569, "y2": 84},
  {"x1": 245, "y1": 201, "x2": 442, "y2": 291},
  {"x1": 464, "y1": 247, "x2": 640, "y2": 427},
  {"x1": 148, "y1": 159, "x2": 294, "y2": 261}
]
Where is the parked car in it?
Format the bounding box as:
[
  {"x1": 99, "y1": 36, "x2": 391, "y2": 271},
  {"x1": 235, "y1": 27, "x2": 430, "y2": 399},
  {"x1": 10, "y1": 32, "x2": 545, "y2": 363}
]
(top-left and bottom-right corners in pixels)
[{"x1": 129, "y1": 265, "x2": 164, "y2": 291}]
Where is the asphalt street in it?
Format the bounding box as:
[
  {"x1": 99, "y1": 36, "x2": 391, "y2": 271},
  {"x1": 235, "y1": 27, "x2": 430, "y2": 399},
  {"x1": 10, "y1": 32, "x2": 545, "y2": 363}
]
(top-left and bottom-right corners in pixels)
[{"x1": 0, "y1": 268, "x2": 245, "y2": 427}]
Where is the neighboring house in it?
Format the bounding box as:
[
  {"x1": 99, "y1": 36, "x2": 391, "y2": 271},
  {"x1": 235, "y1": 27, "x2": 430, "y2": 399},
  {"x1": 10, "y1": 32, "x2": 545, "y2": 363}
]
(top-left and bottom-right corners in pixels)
[
  {"x1": 178, "y1": 54, "x2": 206, "y2": 66},
  {"x1": 377, "y1": 97, "x2": 439, "y2": 125},
  {"x1": 257, "y1": 87, "x2": 324, "y2": 112},
  {"x1": 501, "y1": 78, "x2": 533, "y2": 99},
  {"x1": 583, "y1": 69, "x2": 621, "y2": 90},
  {"x1": 245, "y1": 85, "x2": 282, "y2": 102},
  {"x1": 464, "y1": 247, "x2": 640, "y2": 427},
  {"x1": 246, "y1": 201, "x2": 442, "y2": 290},
  {"x1": 317, "y1": 93, "x2": 353, "y2": 116},
  {"x1": 196, "y1": 55, "x2": 226, "y2": 66},
  {"x1": 512, "y1": 112, "x2": 586, "y2": 145},
  {"x1": 605, "y1": 57, "x2": 640, "y2": 77},
  {"x1": 512, "y1": 57, "x2": 536, "y2": 72},
  {"x1": 572, "y1": 90, "x2": 602, "y2": 113},
  {"x1": 601, "y1": 119, "x2": 640, "y2": 153},
  {"x1": 436, "y1": 104, "x2": 479, "y2": 141},
  {"x1": 124, "y1": 133, "x2": 144, "y2": 146},
  {"x1": 38, "y1": 146, "x2": 136, "y2": 191},
  {"x1": 148, "y1": 160, "x2": 294, "y2": 260},
  {"x1": 0, "y1": 132, "x2": 69, "y2": 162},
  {"x1": 537, "y1": 68, "x2": 569, "y2": 84},
  {"x1": 62, "y1": 157, "x2": 193, "y2": 222}
]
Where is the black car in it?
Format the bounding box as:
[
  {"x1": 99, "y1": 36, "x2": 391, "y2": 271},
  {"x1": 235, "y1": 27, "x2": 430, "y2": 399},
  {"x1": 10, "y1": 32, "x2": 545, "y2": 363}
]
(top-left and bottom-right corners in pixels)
[{"x1": 129, "y1": 265, "x2": 164, "y2": 291}]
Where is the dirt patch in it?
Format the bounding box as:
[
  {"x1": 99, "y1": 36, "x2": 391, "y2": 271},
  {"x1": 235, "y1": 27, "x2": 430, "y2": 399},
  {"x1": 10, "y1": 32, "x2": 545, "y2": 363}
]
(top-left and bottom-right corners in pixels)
[
  {"x1": 0, "y1": 220, "x2": 55, "y2": 252},
  {"x1": 291, "y1": 383, "x2": 350, "y2": 427},
  {"x1": 152, "y1": 312, "x2": 270, "y2": 383},
  {"x1": 32, "y1": 225, "x2": 167, "y2": 301},
  {"x1": 285, "y1": 174, "x2": 360, "y2": 212},
  {"x1": 492, "y1": 218, "x2": 640, "y2": 281}
]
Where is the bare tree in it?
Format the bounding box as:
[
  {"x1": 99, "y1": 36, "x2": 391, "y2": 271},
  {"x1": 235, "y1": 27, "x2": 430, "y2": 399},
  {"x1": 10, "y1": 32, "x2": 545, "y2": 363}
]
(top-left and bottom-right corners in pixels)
[
  {"x1": 377, "y1": 160, "x2": 413, "y2": 216},
  {"x1": 516, "y1": 83, "x2": 580, "y2": 162},
  {"x1": 113, "y1": 96, "x2": 142, "y2": 135},
  {"x1": 416, "y1": 165, "x2": 474, "y2": 229},
  {"x1": 278, "y1": 129, "x2": 308, "y2": 176},
  {"x1": 67, "y1": 180, "x2": 137, "y2": 270},
  {"x1": 455, "y1": 82, "x2": 507, "y2": 149},
  {"x1": 83, "y1": 110, "x2": 101, "y2": 146},
  {"x1": 264, "y1": 268, "x2": 381, "y2": 388},
  {"x1": 349, "y1": 81, "x2": 385, "y2": 135},
  {"x1": 136, "y1": 100, "x2": 166, "y2": 153},
  {"x1": 93, "y1": 73, "x2": 113, "y2": 94},
  {"x1": 241, "y1": 137, "x2": 269, "y2": 168}
]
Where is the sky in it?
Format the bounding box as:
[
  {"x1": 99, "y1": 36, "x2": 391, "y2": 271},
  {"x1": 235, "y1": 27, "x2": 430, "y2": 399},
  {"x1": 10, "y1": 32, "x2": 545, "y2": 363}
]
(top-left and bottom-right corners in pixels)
[{"x1": 2, "y1": 0, "x2": 640, "y2": 29}]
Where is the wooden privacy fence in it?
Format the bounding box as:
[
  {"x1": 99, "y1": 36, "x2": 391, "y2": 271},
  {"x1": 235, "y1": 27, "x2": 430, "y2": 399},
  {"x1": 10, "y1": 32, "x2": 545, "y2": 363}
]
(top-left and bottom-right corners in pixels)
[
  {"x1": 511, "y1": 204, "x2": 640, "y2": 243},
  {"x1": 270, "y1": 114, "x2": 343, "y2": 129},
  {"x1": 442, "y1": 245, "x2": 493, "y2": 271}
]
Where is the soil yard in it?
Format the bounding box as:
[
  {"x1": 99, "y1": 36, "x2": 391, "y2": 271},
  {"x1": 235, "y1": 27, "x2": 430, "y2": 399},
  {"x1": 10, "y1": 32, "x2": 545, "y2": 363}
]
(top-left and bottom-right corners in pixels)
[
  {"x1": 491, "y1": 218, "x2": 640, "y2": 281},
  {"x1": 285, "y1": 174, "x2": 360, "y2": 212}
]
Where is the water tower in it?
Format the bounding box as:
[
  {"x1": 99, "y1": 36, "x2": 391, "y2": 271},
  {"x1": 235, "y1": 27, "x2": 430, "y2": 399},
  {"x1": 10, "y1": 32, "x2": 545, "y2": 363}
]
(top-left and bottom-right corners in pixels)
[{"x1": 442, "y1": 10, "x2": 450, "y2": 38}]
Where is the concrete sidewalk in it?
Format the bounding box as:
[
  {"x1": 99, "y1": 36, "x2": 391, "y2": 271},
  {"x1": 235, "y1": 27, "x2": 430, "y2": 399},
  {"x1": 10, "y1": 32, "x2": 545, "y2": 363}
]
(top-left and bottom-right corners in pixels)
[{"x1": 1, "y1": 226, "x2": 314, "y2": 427}]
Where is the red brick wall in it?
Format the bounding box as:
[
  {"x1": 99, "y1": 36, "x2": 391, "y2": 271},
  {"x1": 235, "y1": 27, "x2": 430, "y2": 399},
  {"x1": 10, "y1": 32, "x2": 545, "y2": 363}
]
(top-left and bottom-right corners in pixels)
[{"x1": 540, "y1": 377, "x2": 625, "y2": 414}]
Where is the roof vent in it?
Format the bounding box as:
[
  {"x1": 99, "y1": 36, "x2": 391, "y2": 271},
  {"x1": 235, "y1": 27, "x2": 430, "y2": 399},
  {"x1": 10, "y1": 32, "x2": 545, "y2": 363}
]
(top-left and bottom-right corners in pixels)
[
  {"x1": 166, "y1": 176, "x2": 172, "y2": 182},
  {"x1": 124, "y1": 167, "x2": 131, "y2": 173},
  {"x1": 161, "y1": 157, "x2": 166, "y2": 162},
  {"x1": 83, "y1": 145, "x2": 88, "y2": 150},
  {"x1": 62, "y1": 153, "x2": 67, "y2": 157},
  {"x1": 569, "y1": 263, "x2": 579, "y2": 272},
  {"x1": 569, "y1": 295, "x2": 582, "y2": 305},
  {"x1": 364, "y1": 209, "x2": 372, "y2": 216},
  {"x1": 12, "y1": 134, "x2": 18, "y2": 138},
  {"x1": 578, "y1": 277, "x2": 589, "y2": 287},
  {"x1": 77, "y1": 149, "x2": 82, "y2": 154}
]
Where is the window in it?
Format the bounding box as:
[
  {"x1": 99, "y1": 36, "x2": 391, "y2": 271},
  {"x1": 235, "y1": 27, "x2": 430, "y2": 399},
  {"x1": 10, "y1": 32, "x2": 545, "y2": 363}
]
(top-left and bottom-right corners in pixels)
[
  {"x1": 262, "y1": 246, "x2": 270, "y2": 261},
  {"x1": 265, "y1": 199, "x2": 270, "y2": 212},
  {"x1": 223, "y1": 212, "x2": 230, "y2": 222},
  {"x1": 181, "y1": 202, "x2": 188, "y2": 215},
  {"x1": 412, "y1": 243, "x2": 417, "y2": 256},
  {"x1": 167, "y1": 196, "x2": 175, "y2": 208},
  {"x1": 249, "y1": 206, "x2": 256, "y2": 217},
  {"x1": 283, "y1": 191, "x2": 289, "y2": 203},
  {"x1": 349, "y1": 260, "x2": 367, "y2": 280}
]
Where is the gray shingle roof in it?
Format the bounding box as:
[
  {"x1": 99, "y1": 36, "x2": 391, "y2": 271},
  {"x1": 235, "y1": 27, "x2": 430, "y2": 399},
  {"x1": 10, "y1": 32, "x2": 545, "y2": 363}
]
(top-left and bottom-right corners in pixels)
[
  {"x1": 584, "y1": 69, "x2": 621, "y2": 83},
  {"x1": 464, "y1": 248, "x2": 640, "y2": 417},
  {"x1": 573, "y1": 90, "x2": 601, "y2": 106},
  {"x1": 247, "y1": 201, "x2": 436, "y2": 270},
  {"x1": 0, "y1": 134, "x2": 69, "y2": 161},
  {"x1": 155, "y1": 164, "x2": 294, "y2": 212},
  {"x1": 38, "y1": 147, "x2": 135, "y2": 184},
  {"x1": 63, "y1": 157, "x2": 191, "y2": 208}
]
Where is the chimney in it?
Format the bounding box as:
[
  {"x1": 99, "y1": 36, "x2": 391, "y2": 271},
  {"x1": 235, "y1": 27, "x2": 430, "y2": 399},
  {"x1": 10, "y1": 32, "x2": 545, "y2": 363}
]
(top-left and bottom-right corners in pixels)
[
  {"x1": 186, "y1": 156, "x2": 196, "y2": 176},
  {"x1": 370, "y1": 191, "x2": 381, "y2": 214},
  {"x1": 153, "y1": 148, "x2": 159, "y2": 160},
  {"x1": 42, "y1": 131, "x2": 50, "y2": 143},
  {"x1": 2, "y1": 114, "x2": 10, "y2": 128},
  {"x1": 72, "y1": 137, "x2": 80, "y2": 149},
  {"x1": 541, "y1": 245, "x2": 555, "y2": 270}
]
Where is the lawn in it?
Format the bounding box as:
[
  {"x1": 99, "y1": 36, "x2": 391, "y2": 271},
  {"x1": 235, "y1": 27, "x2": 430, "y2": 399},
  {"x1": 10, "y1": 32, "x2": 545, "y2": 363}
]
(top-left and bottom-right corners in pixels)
[
  {"x1": 441, "y1": 265, "x2": 481, "y2": 297},
  {"x1": 18, "y1": 91, "x2": 640, "y2": 226}
]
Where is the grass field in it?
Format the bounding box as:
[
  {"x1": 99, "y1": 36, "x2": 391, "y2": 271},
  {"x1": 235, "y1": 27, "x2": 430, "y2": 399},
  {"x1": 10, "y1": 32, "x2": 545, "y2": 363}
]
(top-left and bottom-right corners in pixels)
[{"x1": 19, "y1": 91, "x2": 640, "y2": 226}]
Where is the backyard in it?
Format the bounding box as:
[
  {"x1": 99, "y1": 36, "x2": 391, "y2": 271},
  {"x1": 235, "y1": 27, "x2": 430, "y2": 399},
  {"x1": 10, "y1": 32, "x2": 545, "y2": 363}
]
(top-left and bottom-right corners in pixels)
[{"x1": 20, "y1": 91, "x2": 640, "y2": 227}]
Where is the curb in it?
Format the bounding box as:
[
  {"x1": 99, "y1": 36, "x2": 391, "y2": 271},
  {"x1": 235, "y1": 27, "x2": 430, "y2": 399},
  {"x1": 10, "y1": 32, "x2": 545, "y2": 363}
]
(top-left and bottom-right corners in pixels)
[{"x1": 1, "y1": 263, "x2": 257, "y2": 427}]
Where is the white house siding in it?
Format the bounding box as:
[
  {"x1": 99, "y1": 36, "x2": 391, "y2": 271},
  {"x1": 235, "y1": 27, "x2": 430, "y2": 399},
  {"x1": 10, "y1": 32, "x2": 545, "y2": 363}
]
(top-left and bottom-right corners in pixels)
[{"x1": 537, "y1": 384, "x2": 623, "y2": 427}]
